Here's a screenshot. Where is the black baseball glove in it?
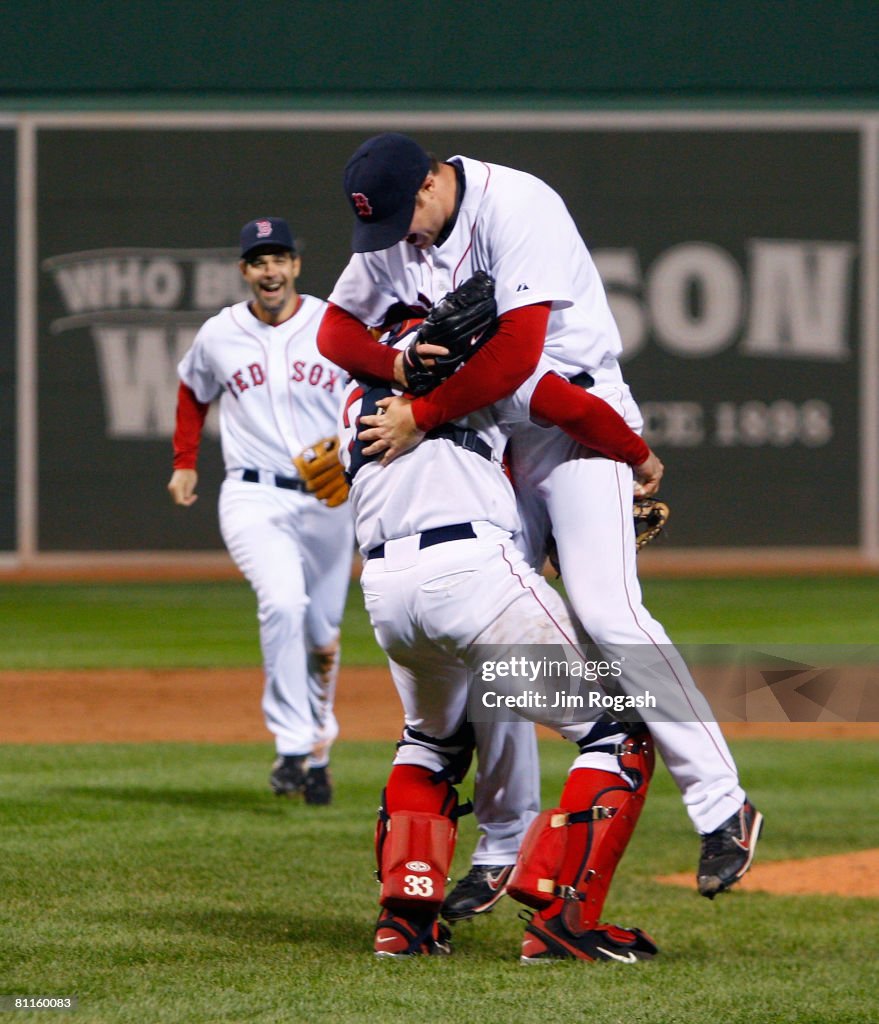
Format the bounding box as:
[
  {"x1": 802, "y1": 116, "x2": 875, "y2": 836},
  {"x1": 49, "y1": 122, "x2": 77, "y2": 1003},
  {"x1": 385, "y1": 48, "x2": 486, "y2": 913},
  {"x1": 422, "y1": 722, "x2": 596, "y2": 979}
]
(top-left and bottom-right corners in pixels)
[{"x1": 401, "y1": 271, "x2": 498, "y2": 395}]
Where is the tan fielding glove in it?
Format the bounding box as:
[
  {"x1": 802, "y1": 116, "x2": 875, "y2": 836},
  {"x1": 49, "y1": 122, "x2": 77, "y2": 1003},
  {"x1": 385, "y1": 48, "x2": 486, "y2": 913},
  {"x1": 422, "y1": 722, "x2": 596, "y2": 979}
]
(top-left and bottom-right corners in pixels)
[
  {"x1": 633, "y1": 497, "x2": 670, "y2": 551},
  {"x1": 293, "y1": 436, "x2": 349, "y2": 508}
]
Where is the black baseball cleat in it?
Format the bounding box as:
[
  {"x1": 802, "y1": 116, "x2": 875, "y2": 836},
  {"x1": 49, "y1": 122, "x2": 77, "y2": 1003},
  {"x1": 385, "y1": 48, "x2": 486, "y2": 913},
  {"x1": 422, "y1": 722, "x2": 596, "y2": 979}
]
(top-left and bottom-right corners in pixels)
[
  {"x1": 374, "y1": 910, "x2": 452, "y2": 959},
  {"x1": 269, "y1": 754, "x2": 307, "y2": 797},
  {"x1": 303, "y1": 765, "x2": 333, "y2": 805},
  {"x1": 697, "y1": 798, "x2": 764, "y2": 898},
  {"x1": 441, "y1": 864, "x2": 514, "y2": 922},
  {"x1": 520, "y1": 916, "x2": 659, "y2": 965}
]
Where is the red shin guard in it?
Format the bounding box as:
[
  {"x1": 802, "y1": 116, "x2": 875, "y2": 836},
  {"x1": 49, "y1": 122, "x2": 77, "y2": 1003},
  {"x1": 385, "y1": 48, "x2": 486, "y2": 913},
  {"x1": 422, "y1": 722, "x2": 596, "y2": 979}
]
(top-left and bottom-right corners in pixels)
[
  {"x1": 375, "y1": 765, "x2": 459, "y2": 914},
  {"x1": 377, "y1": 811, "x2": 457, "y2": 913},
  {"x1": 508, "y1": 733, "x2": 654, "y2": 934}
]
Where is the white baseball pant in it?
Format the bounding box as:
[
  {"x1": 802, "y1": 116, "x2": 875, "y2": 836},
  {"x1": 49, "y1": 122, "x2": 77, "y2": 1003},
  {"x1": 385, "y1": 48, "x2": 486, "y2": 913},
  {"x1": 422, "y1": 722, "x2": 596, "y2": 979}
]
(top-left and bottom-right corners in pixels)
[{"x1": 219, "y1": 478, "x2": 354, "y2": 764}]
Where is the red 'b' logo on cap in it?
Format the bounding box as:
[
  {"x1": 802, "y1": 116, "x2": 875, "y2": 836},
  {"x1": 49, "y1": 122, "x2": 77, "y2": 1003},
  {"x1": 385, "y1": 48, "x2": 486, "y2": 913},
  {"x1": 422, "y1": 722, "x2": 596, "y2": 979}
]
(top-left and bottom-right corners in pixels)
[
  {"x1": 255, "y1": 220, "x2": 273, "y2": 238},
  {"x1": 351, "y1": 193, "x2": 373, "y2": 218}
]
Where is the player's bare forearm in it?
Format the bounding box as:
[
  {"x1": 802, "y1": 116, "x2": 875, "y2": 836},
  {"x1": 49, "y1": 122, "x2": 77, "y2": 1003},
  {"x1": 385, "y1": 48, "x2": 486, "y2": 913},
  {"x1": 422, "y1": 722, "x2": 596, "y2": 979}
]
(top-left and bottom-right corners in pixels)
[
  {"x1": 633, "y1": 451, "x2": 664, "y2": 498},
  {"x1": 358, "y1": 396, "x2": 425, "y2": 463},
  {"x1": 167, "y1": 468, "x2": 199, "y2": 507}
]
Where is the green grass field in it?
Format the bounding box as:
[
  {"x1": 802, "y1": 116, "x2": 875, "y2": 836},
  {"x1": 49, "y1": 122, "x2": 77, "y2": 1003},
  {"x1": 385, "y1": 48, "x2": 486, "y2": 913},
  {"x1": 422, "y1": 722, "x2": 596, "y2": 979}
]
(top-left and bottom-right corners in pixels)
[
  {"x1": 1, "y1": 740, "x2": 877, "y2": 1024},
  {"x1": 2, "y1": 574, "x2": 879, "y2": 669},
  {"x1": 2, "y1": 576, "x2": 878, "y2": 1022}
]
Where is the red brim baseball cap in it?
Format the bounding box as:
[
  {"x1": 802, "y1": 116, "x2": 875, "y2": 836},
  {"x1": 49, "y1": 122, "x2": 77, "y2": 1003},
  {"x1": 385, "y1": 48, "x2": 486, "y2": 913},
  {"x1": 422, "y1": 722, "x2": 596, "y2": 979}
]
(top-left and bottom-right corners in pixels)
[{"x1": 343, "y1": 133, "x2": 431, "y2": 253}]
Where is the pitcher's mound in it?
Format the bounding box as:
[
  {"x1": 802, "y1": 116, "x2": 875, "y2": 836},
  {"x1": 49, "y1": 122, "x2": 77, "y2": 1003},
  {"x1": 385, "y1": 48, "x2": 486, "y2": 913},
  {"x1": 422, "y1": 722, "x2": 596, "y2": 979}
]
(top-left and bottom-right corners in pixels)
[{"x1": 657, "y1": 848, "x2": 879, "y2": 898}]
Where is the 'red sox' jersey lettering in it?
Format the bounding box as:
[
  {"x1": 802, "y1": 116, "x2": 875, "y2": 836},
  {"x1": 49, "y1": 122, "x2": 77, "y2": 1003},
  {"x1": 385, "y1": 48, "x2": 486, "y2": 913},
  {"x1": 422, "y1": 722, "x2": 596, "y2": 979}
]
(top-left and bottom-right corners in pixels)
[
  {"x1": 291, "y1": 360, "x2": 343, "y2": 393},
  {"x1": 226, "y1": 361, "x2": 266, "y2": 397}
]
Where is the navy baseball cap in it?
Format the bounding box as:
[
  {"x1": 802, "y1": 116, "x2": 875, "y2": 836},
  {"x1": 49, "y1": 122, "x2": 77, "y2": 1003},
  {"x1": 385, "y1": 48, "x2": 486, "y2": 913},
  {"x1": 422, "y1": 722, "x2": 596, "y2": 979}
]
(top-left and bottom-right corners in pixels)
[
  {"x1": 240, "y1": 217, "x2": 296, "y2": 260},
  {"x1": 343, "y1": 133, "x2": 431, "y2": 252}
]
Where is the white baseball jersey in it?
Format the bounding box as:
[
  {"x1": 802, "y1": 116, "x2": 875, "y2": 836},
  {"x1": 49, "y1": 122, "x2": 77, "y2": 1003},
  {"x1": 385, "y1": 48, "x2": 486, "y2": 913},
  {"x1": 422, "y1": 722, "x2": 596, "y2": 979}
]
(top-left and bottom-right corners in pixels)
[
  {"x1": 338, "y1": 331, "x2": 539, "y2": 557},
  {"x1": 179, "y1": 295, "x2": 347, "y2": 474},
  {"x1": 328, "y1": 156, "x2": 624, "y2": 383},
  {"x1": 340, "y1": 396, "x2": 539, "y2": 558},
  {"x1": 344, "y1": 392, "x2": 611, "y2": 746}
]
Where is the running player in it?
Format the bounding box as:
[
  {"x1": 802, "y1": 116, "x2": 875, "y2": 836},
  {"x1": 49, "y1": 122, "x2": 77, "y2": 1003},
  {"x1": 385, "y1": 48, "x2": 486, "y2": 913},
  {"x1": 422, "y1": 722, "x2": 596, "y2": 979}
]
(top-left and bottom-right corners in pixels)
[{"x1": 169, "y1": 217, "x2": 354, "y2": 804}]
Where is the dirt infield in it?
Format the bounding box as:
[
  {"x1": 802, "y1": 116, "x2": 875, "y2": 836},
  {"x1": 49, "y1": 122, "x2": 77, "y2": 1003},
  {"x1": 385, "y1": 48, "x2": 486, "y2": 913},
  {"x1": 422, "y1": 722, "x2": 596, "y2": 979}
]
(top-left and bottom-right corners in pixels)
[
  {"x1": 2, "y1": 665, "x2": 877, "y2": 899},
  {"x1": 3, "y1": 545, "x2": 879, "y2": 582},
  {"x1": 0, "y1": 667, "x2": 402, "y2": 744},
  {"x1": 657, "y1": 849, "x2": 879, "y2": 899},
  {"x1": 4, "y1": 665, "x2": 879, "y2": 745}
]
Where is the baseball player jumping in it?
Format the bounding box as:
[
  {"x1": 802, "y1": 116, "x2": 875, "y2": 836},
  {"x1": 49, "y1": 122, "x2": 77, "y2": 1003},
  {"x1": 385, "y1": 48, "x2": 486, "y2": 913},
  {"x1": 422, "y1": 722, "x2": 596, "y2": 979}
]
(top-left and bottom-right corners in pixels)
[
  {"x1": 340, "y1": 319, "x2": 664, "y2": 962},
  {"x1": 317, "y1": 134, "x2": 762, "y2": 919},
  {"x1": 168, "y1": 217, "x2": 354, "y2": 804}
]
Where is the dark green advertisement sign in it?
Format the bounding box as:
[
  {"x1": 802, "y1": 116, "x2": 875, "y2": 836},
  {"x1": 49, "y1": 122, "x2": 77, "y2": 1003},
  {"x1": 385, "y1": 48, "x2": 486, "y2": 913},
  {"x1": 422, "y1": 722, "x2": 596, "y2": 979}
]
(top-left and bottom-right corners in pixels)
[{"x1": 36, "y1": 124, "x2": 860, "y2": 550}]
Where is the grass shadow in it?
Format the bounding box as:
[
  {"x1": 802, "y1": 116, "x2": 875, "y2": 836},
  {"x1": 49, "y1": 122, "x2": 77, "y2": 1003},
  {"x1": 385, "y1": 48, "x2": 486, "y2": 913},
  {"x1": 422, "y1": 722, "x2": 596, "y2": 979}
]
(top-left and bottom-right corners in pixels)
[
  {"x1": 87, "y1": 905, "x2": 370, "y2": 954},
  {"x1": 52, "y1": 784, "x2": 283, "y2": 815}
]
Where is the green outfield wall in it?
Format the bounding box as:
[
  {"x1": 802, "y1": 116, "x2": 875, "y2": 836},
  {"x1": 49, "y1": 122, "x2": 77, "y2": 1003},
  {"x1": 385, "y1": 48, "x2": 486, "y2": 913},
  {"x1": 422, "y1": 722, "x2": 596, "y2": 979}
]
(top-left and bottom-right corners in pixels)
[
  {"x1": 1, "y1": 5, "x2": 877, "y2": 564},
  {"x1": 2, "y1": 2, "x2": 877, "y2": 105}
]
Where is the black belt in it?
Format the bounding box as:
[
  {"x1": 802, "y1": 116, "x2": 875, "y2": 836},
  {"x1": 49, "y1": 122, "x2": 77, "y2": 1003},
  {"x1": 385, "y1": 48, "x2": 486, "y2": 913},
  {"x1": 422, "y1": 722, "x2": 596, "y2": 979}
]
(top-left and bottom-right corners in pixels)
[
  {"x1": 569, "y1": 370, "x2": 595, "y2": 389},
  {"x1": 241, "y1": 469, "x2": 307, "y2": 492},
  {"x1": 367, "y1": 523, "x2": 476, "y2": 560}
]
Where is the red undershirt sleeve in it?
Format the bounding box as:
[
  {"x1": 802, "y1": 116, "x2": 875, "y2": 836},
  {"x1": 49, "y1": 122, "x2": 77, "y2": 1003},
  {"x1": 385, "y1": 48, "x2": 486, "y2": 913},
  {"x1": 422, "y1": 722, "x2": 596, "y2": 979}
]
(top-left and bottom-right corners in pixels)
[
  {"x1": 410, "y1": 303, "x2": 550, "y2": 432},
  {"x1": 530, "y1": 372, "x2": 650, "y2": 465},
  {"x1": 172, "y1": 382, "x2": 210, "y2": 470},
  {"x1": 316, "y1": 303, "x2": 399, "y2": 382}
]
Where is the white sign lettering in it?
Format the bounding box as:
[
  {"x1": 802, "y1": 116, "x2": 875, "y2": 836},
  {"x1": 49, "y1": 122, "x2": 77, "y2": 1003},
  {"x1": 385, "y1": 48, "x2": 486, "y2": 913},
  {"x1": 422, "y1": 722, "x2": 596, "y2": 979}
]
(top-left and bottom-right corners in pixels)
[
  {"x1": 596, "y1": 238, "x2": 855, "y2": 362},
  {"x1": 44, "y1": 247, "x2": 248, "y2": 439},
  {"x1": 93, "y1": 325, "x2": 200, "y2": 438}
]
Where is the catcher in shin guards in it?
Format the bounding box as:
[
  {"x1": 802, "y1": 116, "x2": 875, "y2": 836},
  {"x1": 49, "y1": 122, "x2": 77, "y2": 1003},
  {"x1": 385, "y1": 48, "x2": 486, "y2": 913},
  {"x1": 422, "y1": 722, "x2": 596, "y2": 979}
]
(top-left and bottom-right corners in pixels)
[{"x1": 337, "y1": 320, "x2": 662, "y2": 961}]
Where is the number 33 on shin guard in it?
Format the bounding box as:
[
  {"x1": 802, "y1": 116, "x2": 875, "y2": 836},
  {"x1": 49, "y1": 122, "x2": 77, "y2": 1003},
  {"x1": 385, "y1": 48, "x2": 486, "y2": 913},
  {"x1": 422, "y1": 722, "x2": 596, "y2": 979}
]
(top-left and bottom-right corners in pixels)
[{"x1": 376, "y1": 811, "x2": 457, "y2": 912}]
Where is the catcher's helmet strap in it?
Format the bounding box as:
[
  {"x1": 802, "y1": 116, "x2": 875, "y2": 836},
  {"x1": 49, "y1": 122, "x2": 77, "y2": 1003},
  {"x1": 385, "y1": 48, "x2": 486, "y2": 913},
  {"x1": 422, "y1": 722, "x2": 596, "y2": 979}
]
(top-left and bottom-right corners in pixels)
[{"x1": 425, "y1": 424, "x2": 494, "y2": 464}]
